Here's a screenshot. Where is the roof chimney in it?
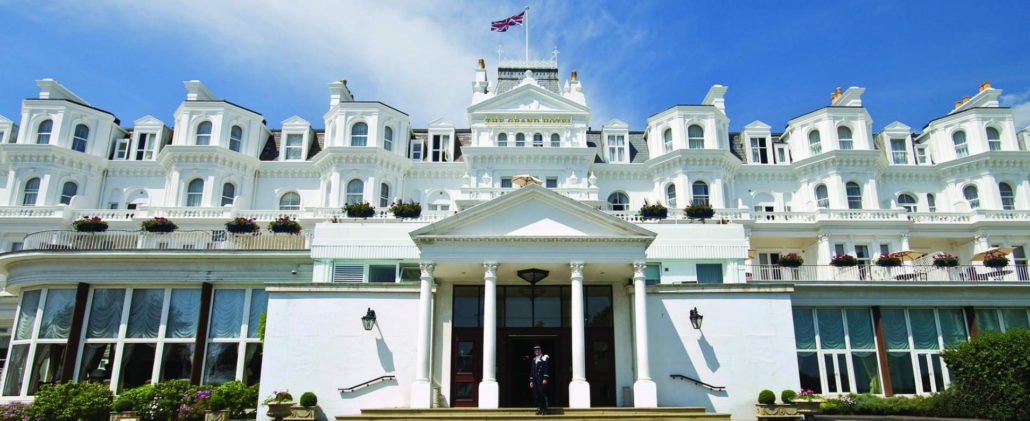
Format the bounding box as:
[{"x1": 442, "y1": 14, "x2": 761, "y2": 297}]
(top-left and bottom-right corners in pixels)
[
  {"x1": 328, "y1": 79, "x2": 354, "y2": 107},
  {"x1": 979, "y1": 81, "x2": 991, "y2": 92},
  {"x1": 571, "y1": 71, "x2": 578, "y2": 81},
  {"x1": 955, "y1": 100, "x2": 962, "y2": 109},
  {"x1": 831, "y1": 87, "x2": 842, "y2": 102},
  {"x1": 183, "y1": 80, "x2": 215, "y2": 101},
  {"x1": 477, "y1": 58, "x2": 485, "y2": 69},
  {"x1": 963, "y1": 95, "x2": 969, "y2": 103}
]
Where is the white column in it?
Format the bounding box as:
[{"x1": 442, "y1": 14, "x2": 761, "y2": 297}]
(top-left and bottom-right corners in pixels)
[
  {"x1": 410, "y1": 262, "x2": 435, "y2": 408},
  {"x1": 631, "y1": 261, "x2": 657, "y2": 407},
  {"x1": 479, "y1": 262, "x2": 499, "y2": 408},
  {"x1": 568, "y1": 261, "x2": 591, "y2": 408}
]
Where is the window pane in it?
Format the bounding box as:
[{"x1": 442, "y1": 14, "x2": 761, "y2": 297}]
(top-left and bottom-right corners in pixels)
[
  {"x1": 931, "y1": 354, "x2": 944, "y2": 391},
  {"x1": 38, "y1": 289, "x2": 76, "y2": 339},
  {"x1": 159, "y1": 343, "x2": 194, "y2": 382},
  {"x1": 917, "y1": 354, "x2": 932, "y2": 393},
  {"x1": 823, "y1": 354, "x2": 837, "y2": 393},
  {"x1": 975, "y1": 309, "x2": 1001, "y2": 333},
  {"x1": 793, "y1": 309, "x2": 816, "y2": 349},
  {"x1": 817, "y1": 309, "x2": 846, "y2": 350},
  {"x1": 87, "y1": 289, "x2": 125, "y2": 338},
  {"x1": 881, "y1": 309, "x2": 910, "y2": 349},
  {"x1": 248, "y1": 290, "x2": 268, "y2": 338},
  {"x1": 204, "y1": 343, "x2": 239, "y2": 385},
  {"x1": 797, "y1": 351, "x2": 821, "y2": 394},
  {"x1": 1001, "y1": 309, "x2": 1030, "y2": 331},
  {"x1": 118, "y1": 343, "x2": 156, "y2": 392},
  {"x1": 27, "y1": 343, "x2": 66, "y2": 394},
  {"x1": 453, "y1": 286, "x2": 481, "y2": 328},
  {"x1": 165, "y1": 289, "x2": 201, "y2": 338},
  {"x1": 369, "y1": 265, "x2": 396, "y2": 283},
  {"x1": 79, "y1": 343, "x2": 117, "y2": 384},
  {"x1": 127, "y1": 289, "x2": 164, "y2": 338},
  {"x1": 846, "y1": 309, "x2": 875, "y2": 349},
  {"x1": 696, "y1": 264, "x2": 723, "y2": 284},
  {"x1": 243, "y1": 343, "x2": 263, "y2": 386},
  {"x1": 504, "y1": 287, "x2": 532, "y2": 327},
  {"x1": 3, "y1": 344, "x2": 28, "y2": 396},
  {"x1": 15, "y1": 290, "x2": 41, "y2": 340},
  {"x1": 534, "y1": 287, "x2": 561, "y2": 328},
  {"x1": 887, "y1": 352, "x2": 916, "y2": 394},
  {"x1": 909, "y1": 309, "x2": 939, "y2": 350},
  {"x1": 937, "y1": 309, "x2": 968, "y2": 347},
  {"x1": 852, "y1": 352, "x2": 881, "y2": 394},
  {"x1": 210, "y1": 289, "x2": 245, "y2": 338},
  {"x1": 585, "y1": 286, "x2": 612, "y2": 328}
]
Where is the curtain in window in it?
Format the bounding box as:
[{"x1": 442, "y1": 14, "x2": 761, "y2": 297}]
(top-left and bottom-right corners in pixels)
[
  {"x1": 1000, "y1": 309, "x2": 1030, "y2": 330},
  {"x1": 2, "y1": 345, "x2": 28, "y2": 396},
  {"x1": 87, "y1": 289, "x2": 125, "y2": 338},
  {"x1": 846, "y1": 309, "x2": 875, "y2": 349},
  {"x1": 160, "y1": 344, "x2": 194, "y2": 381},
  {"x1": 127, "y1": 289, "x2": 164, "y2": 338},
  {"x1": 881, "y1": 309, "x2": 910, "y2": 349},
  {"x1": 38, "y1": 289, "x2": 76, "y2": 339},
  {"x1": 851, "y1": 352, "x2": 881, "y2": 393},
  {"x1": 78, "y1": 343, "x2": 116, "y2": 383},
  {"x1": 817, "y1": 309, "x2": 845, "y2": 349},
  {"x1": 209, "y1": 289, "x2": 244, "y2": 338},
  {"x1": 166, "y1": 289, "x2": 201, "y2": 338},
  {"x1": 937, "y1": 309, "x2": 968, "y2": 346},
  {"x1": 908, "y1": 309, "x2": 939, "y2": 349},
  {"x1": 15, "y1": 290, "x2": 41, "y2": 340},
  {"x1": 796, "y1": 352, "x2": 821, "y2": 393},
  {"x1": 248, "y1": 290, "x2": 268, "y2": 338},
  {"x1": 887, "y1": 352, "x2": 916, "y2": 394},
  {"x1": 792, "y1": 309, "x2": 816, "y2": 349},
  {"x1": 975, "y1": 309, "x2": 1001, "y2": 333},
  {"x1": 204, "y1": 343, "x2": 239, "y2": 384}
]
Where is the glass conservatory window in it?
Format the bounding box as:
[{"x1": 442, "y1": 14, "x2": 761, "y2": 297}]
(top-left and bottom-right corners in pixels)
[
  {"x1": 4, "y1": 289, "x2": 76, "y2": 396},
  {"x1": 879, "y1": 308, "x2": 968, "y2": 394},
  {"x1": 793, "y1": 308, "x2": 879, "y2": 395}
]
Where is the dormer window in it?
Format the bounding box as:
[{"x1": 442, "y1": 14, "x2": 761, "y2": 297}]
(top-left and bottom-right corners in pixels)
[
  {"x1": 952, "y1": 131, "x2": 968, "y2": 157},
  {"x1": 775, "y1": 145, "x2": 789, "y2": 164},
  {"x1": 890, "y1": 139, "x2": 907, "y2": 164},
  {"x1": 430, "y1": 134, "x2": 449, "y2": 162},
  {"x1": 229, "y1": 125, "x2": 243, "y2": 152},
  {"x1": 114, "y1": 138, "x2": 130, "y2": 159},
  {"x1": 36, "y1": 120, "x2": 53, "y2": 144},
  {"x1": 135, "y1": 132, "x2": 157, "y2": 160},
  {"x1": 987, "y1": 127, "x2": 1001, "y2": 151},
  {"x1": 607, "y1": 135, "x2": 626, "y2": 162},
  {"x1": 497, "y1": 133, "x2": 507, "y2": 147},
  {"x1": 915, "y1": 146, "x2": 928, "y2": 164},
  {"x1": 384, "y1": 127, "x2": 394, "y2": 151},
  {"x1": 837, "y1": 126, "x2": 853, "y2": 150},
  {"x1": 687, "y1": 125, "x2": 704, "y2": 149},
  {"x1": 808, "y1": 130, "x2": 822, "y2": 155},
  {"x1": 72, "y1": 124, "x2": 89, "y2": 152},
  {"x1": 351, "y1": 122, "x2": 368, "y2": 146},
  {"x1": 663, "y1": 129, "x2": 673, "y2": 152},
  {"x1": 550, "y1": 133, "x2": 560, "y2": 147},
  {"x1": 515, "y1": 133, "x2": 525, "y2": 147},
  {"x1": 284, "y1": 134, "x2": 303, "y2": 160},
  {"x1": 533, "y1": 133, "x2": 543, "y2": 147},
  {"x1": 409, "y1": 138, "x2": 424, "y2": 161},
  {"x1": 750, "y1": 137, "x2": 769, "y2": 163},
  {"x1": 195, "y1": 122, "x2": 212, "y2": 145}
]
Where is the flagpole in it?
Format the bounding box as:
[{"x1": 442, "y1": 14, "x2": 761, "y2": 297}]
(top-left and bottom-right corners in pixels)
[{"x1": 524, "y1": 6, "x2": 530, "y2": 64}]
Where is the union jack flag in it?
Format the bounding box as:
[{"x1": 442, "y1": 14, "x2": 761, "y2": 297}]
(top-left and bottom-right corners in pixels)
[{"x1": 490, "y1": 11, "x2": 525, "y2": 32}]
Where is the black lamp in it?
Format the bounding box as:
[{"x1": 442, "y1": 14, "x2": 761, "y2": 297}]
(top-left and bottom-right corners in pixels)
[
  {"x1": 689, "y1": 307, "x2": 703, "y2": 330},
  {"x1": 517, "y1": 268, "x2": 549, "y2": 285},
  {"x1": 361, "y1": 308, "x2": 377, "y2": 331}
]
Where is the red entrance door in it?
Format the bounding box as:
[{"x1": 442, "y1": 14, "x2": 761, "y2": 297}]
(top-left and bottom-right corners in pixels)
[{"x1": 450, "y1": 331, "x2": 482, "y2": 406}]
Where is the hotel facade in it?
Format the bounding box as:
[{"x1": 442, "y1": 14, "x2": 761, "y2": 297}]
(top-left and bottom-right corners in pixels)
[{"x1": 0, "y1": 58, "x2": 1028, "y2": 420}]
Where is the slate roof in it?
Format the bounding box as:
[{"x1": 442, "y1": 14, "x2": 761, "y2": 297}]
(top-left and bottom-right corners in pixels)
[
  {"x1": 495, "y1": 65, "x2": 562, "y2": 96},
  {"x1": 586, "y1": 131, "x2": 648, "y2": 164},
  {"x1": 728, "y1": 132, "x2": 784, "y2": 163}
]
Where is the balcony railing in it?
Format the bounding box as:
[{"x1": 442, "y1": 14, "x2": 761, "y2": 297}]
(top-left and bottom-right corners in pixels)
[
  {"x1": 20, "y1": 230, "x2": 311, "y2": 251},
  {"x1": 746, "y1": 264, "x2": 1030, "y2": 283}
]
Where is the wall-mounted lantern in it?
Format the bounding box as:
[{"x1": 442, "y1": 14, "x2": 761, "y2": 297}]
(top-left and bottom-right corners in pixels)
[
  {"x1": 689, "y1": 307, "x2": 703, "y2": 330},
  {"x1": 361, "y1": 308, "x2": 377, "y2": 331}
]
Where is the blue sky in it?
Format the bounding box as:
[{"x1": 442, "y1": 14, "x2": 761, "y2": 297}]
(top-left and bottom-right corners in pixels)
[{"x1": 1, "y1": 0, "x2": 1028, "y2": 132}]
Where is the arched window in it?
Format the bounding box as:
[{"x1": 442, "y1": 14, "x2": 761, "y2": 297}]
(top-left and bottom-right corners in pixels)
[
  {"x1": 351, "y1": 122, "x2": 368, "y2": 146},
  {"x1": 815, "y1": 184, "x2": 829, "y2": 208},
  {"x1": 533, "y1": 133, "x2": 543, "y2": 147},
  {"x1": 60, "y1": 181, "x2": 78, "y2": 205},
  {"x1": 606, "y1": 192, "x2": 629, "y2": 211},
  {"x1": 22, "y1": 178, "x2": 40, "y2": 205},
  {"x1": 663, "y1": 128, "x2": 673, "y2": 152},
  {"x1": 279, "y1": 192, "x2": 301, "y2": 211},
  {"x1": 550, "y1": 133, "x2": 560, "y2": 147},
  {"x1": 345, "y1": 179, "x2": 364, "y2": 204},
  {"x1": 666, "y1": 184, "x2": 677, "y2": 208},
  {"x1": 229, "y1": 125, "x2": 243, "y2": 152},
  {"x1": 809, "y1": 130, "x2": 822, "y2": 155},
  {"x1": 186, "y1": 178, "x2": 204, "y2": 207},
  {"x1": 384, "y1": 127, "x2": 394, "y2": 151},
  {"x1": 963, "y1": 185, "x2": 979, "y2": 209},
  {"x1": 837, "y1": 126, "x2": 853, "y2": 150},
  {"x1": 72, "y1": 124, "x2": 89, "y2": 152},
  {"x1": 220, "y1": 183, "x2": 236, "y2": 206},
  {"x1": 195, "y1": 121, "x2": 212, "y2": 145},
  {"x1": 927, "y1": 193, "x2": 937, "y2": 212},
  {"x1": 898, "y1": 194, "x2": 917, "y2": 212},
  {"x1": 515, "y1": 133, "x2": 525, "y2": 147},
  {"x1": 497, "y1": 133, "x2": 508, "y2": 147},
  {"x1": 999, "y1": 182, "x2": 1015, "y2": 210},
  {"x1": 379, "y1": 183, "x2": 390, "y2": 208},
  {"x1": 987, "y1": 127, "x2": 1001, "y2": 151},
  {"x1": 36, "y1": 120, "x2": 53, "y2": 144},
  {"x1": 952, "y1": 130, "x2": 968, "y2": 157},
  {"x1": 687, "y1": 125, "x2": 704, "y2": 149},
  {"x1": 692, "y1": 181, "x2": 710, "y2": 205},
  {"x1": 846, "y1": 182, "x2": 862, "y2": 209}
]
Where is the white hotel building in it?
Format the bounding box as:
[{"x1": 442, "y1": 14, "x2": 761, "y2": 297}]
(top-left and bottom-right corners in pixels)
[{"x1": 0, "y1": 58, "x2": 1028, "y2": 420}]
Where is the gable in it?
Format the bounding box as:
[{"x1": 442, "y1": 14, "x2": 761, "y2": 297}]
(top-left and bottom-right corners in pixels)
[{"x1": 468, "y1": 84, "x2": 589, "y2": 115}]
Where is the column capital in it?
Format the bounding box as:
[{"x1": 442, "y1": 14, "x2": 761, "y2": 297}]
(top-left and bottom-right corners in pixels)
[
  {"x1": 419, "y1": 261, "x2": 435, "y2": 277},
  {"x1": 483, "y1": 261, "x2": 498, "y2": 277},
  {"x1": 632, "y1": 261, "x2": 647, "y2": 278},
  {"x1": 570, "y1": 261, "x2": 585, "y2": 276}
]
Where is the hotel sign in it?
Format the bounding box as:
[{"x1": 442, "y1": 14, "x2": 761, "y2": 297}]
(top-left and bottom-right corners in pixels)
[{"x1": 484, "y1": 117, "x2": 572, "y2": 124}]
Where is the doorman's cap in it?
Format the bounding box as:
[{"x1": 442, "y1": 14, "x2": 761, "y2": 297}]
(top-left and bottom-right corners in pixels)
[{"x1": 533, "y1": 345, "x2": 542, "y2": 349}]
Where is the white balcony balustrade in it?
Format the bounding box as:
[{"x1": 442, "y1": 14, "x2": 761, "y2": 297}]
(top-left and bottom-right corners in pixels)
[
  {"x1": 745, "y1": 264, "x2": 1030, "y2": 283},
  {"x1": 20, "y1": 230, "x2": 312, "y2": 251}
]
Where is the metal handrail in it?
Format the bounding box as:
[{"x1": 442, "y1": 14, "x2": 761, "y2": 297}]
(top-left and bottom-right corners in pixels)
[
  {"x1": 670, "y1": 374, "x2": 725, "y2": 391},
  {"x1": 338, "y1": 375, "x2": 396, "y2": 393}
]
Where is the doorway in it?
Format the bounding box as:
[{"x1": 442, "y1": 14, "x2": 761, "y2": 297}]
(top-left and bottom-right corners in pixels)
[{"x1": 500, "y1": 334, "x2": 565, "y2": 407}]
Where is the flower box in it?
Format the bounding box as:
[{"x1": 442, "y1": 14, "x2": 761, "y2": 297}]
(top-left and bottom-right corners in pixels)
[
  {"x1": 109, "y1": 411, "x2": 139, "y2": 421},
  {"x1": 268, "y1": 217, "x2": 302, "y2": 234},
  {"x1": 830, "y1": 254, "x2": 858, "y2": 267},
  {"x1": 778, "y1": 253, "x2": 804, "y2": 268},
  {"x1": 684, "y1": 202, "x2": 715, "y2": 221},
  {"x1": 141, "y1": 217, "x2": 177, "y2": 233},
  {"x1": 983, "y1": 253, "x2": 1010, "y2": 269},
  {"x1": 794, "y1": 399, "x2": 823, "y2": 414},
  {"x1": 289, "y1": 406, "x2": 318, "y2": 421},
  {"x1": 875, "y1": 253, "x2": 903, "y2": 267},
  {"x1": 640, "y1": 201, "x2": 668, "y2": 220},
  {"x1": 226, "y1": 217, "x2": 259, "y2": 234},
  {"x1": 754, "y1": 403, "x2": 801, "y2": 419},
  {"x1": 343, "y1": 202, "x2": 375, "y2": 218},
  {"x1": 204, "y1": 410, "x2": 229, "y2": 421},
  {"x1": 73, "y1": 216, "x2": 109, "y2": 232},
  {"x1": 389, "y1": 200, "x2": 422, "y2": 218},
  {"x1": 932, "y1": 253, "x2": 959, "y2": 268}
]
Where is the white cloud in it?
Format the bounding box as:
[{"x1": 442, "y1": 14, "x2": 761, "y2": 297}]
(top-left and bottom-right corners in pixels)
[{"x1": 1000, "y1": 88, "x2": 1030, "y2": 132}]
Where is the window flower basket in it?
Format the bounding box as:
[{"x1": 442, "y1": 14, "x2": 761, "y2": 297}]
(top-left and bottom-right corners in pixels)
[
  {"x1": 983, "y1": 252, "x2": 1010, "y2": 269},
  {"x1": 793, "y1": 389, "x2": 823, "y2": 414},
  {"x1": 343, "y1": 202, "x2": 375, "y2": 218},
  {"x1": 639, "y1": 201, "x2": 668, "y2": 220},
  {"x1": 263, "y1": 390, "x2": 294, "y2": 421},
  {"x1": 684, "y1": 201, "x2": 715, "y2": 221},
  {"x1": 226, "y1": 217, "x2": 259, "y2": 234},
  {"x1": 830, "y1": 254, "x2": 858, "y2": 267},
  {"x1": 875, "y1": 252, "x2": 903, "y2": 267},
  {"x1": 932, "y1": 253, "x2": 959, "y2": 268},
  {"x1": 778, "y1": 253, "x2": 803, "y2": 268},
  {"x1": 268, "y1": 217, "x2": 302, "y2": 234},
  {"x1": 73, "y1": 216, "x2": 108, "y2": 232},
  {"x1": 389, "y1": 200, "x2": 422, "y2": 218},
  {"x1": 140, "y1": 217, "x2": 178, "y2": 233}
]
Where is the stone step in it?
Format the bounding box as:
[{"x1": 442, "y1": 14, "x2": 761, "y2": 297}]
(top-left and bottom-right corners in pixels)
[
  {"x1": 360, "y1": 407, "x2": 711, "y2": 416},
  {"x1": 336, "y1": 407, "x2": 731, "y2": 421}
]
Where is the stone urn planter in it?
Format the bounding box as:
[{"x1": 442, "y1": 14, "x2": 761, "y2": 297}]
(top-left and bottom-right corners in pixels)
[
  {"x1": 794, "y1": 399, "x2": 823, "y2": 415},
  {"x1": 755, "y1": 403, "x2": 802, "y2": 420},
  {"x1": 204, "y1": 409, "x2": 230, "y2": 421},
  {"x1": 109, "y1": 412, "x2": 139, "y2": 421},
  {"x1": 289, "y1": 405, "x2": 319, "y2": 421},
  {"x1": 267, "y1": 401, "x2": 296, "y2": 421}
]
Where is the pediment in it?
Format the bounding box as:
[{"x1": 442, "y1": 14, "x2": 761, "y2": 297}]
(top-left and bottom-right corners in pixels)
[
  {"x1": 468, "y1": 83, "x2": 590, "y2": 115},
  {"x1": 134, "y1": 115, "x2": 164, "y2": 126},
  {"x1": 744, "y1": 120, "x2": 771, "y2": 130},
  {"x1": 411, "y1": 185, "x2": 653, "y2": 243},
  {"x1": 428, "y1": 117, "x2": 455, "y2": 128},
  {"x1": 882, "y1": 121, "x2": 911, "y2": 132},
  {"x1": 282, "y1": 115, "x2": 310, "y2": 126},
  {"x1": 603, "y1": 118, "x2": 629, "y2": 130}
]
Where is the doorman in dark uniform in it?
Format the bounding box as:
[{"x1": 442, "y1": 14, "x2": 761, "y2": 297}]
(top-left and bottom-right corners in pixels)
[{"x1": 529, "y1": 345, "x2": 550, "y2": 414}]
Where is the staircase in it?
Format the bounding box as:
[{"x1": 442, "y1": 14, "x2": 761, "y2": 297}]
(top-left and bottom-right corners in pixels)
[{"x1": 336, "y1": 407, "x2": 731, "y2": 421}]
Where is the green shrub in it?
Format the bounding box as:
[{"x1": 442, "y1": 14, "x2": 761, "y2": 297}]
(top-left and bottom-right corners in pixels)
[
  {"x1": 780, "y1": 389, "x2": 796, "y2": 404},
  {"x1": 299, "y1": 391, "x2": 318, "y2": 407},
  {"x1": 941, "y1": 329, "x2": 1030, "y2": 421},
  {"x1": 112, "y1": 395, "x2": 134, "y2": 412},
  {"x1": 757, "y1": 389, "x2": 775, "y2": 405},
  {"x1": 208, "y1": 394, "x2": 228, "y2": 411},
  {"x1": 118, "y1": 383, "x2": 156, "y2": 417},
  {"x1": 213, "y1": 381, "x2": 260, "y2": 419},
  {"x1": 28, "y1": 381, "x2": 113, "y2": 421}
]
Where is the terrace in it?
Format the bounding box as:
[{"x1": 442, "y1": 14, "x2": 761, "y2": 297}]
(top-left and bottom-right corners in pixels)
[{"x1": 745, "y1": 264, "x2": 1030, "y2": 283}]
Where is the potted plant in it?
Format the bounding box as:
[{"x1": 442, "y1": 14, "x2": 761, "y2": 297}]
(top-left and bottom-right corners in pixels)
[
  {"x1": 830, "y1": 254, "x2": 858, "y2": 267},
  {"x1": 754, "y1": 389, "x2": 800, "y2": 419},
  {"x1": 639, "y1": 200, "x2": 668, "y2": 220},
  {"x1": 205, "y1": 394, "x2": 229, "y2": 421},
  {"x1": 793, "y1": 389, "x2": 824, "y2": 414},
  {"x1": 932, "y1": 253, "x2": 959, "y2": 268},
  {"x1": 109, "y1": 396, "x2": 136, "y2": 421},
  {"x1": 73, "y1": 216, "x2": 109, "y2": 232},
  {"x1": 268, "y1": 217, "x2": 302, "y2": 234},
  {"x1": 343, "y1": 202, "x2": 375, "y2": 218},
  {"x1": 983, "y1": 252, "x2": 1010, "y2": 269},
  {"x1": 875, "y1": 252, "x2": 903, "y2": 267},
  {"x1": 263, "y1": 390, "x2": 294, "y2": 421},
  {"x1": 778, "y1": 253, "x2": 804, "y2": 268},
  {"x1": 141, "y1": 217, "x2": 177, "y2": 233},
  {"x1": 290, "y1": 392, "x2": 319, "y2": 421},
  {"x1": 226, "y1": 217, "x2": 259, "y2": 234},
  {"x1": 684, "y1": 201, "x2": 715, "y2": 222},
  {"x1": 389, "y1": 200, "x2": 422, "y2": 218}
]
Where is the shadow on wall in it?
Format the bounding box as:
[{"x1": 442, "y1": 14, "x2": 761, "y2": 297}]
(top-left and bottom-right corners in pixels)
[
  {"x1": 654, "y1": 300, "x2": 726, "y2": 411},
  {"x1": 375, "y1": 324, "x2": 395, "y2": 373}
]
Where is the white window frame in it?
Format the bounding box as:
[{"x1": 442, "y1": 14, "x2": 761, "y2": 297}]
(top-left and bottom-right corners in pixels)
[
  {"x1": 890, "y1": 138, "x2": 908, "y2": 164},
  {"x1": 837, "y1": 126, "x2": 853, "y2": 150},
  {"x1": 687, "y1": 125, "x2": 705, "y2": 149},
  {"x1": 606, "y1": 135, "x2": 627, "y2": 163},
  {"x1": 202, "y1": 288, "x2": 265, "y2": 385},
  {"x1": 283, "y1": 133, "x2": 305, "y2": 161},
  {"x1": 795, "y1": 308, "x2": 882, "y2": 396}
]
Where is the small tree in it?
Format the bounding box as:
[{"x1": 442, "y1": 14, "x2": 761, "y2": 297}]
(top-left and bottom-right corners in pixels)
[{"x1": 940, "y1": 330, "x2": 1030, "y2": 421}]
